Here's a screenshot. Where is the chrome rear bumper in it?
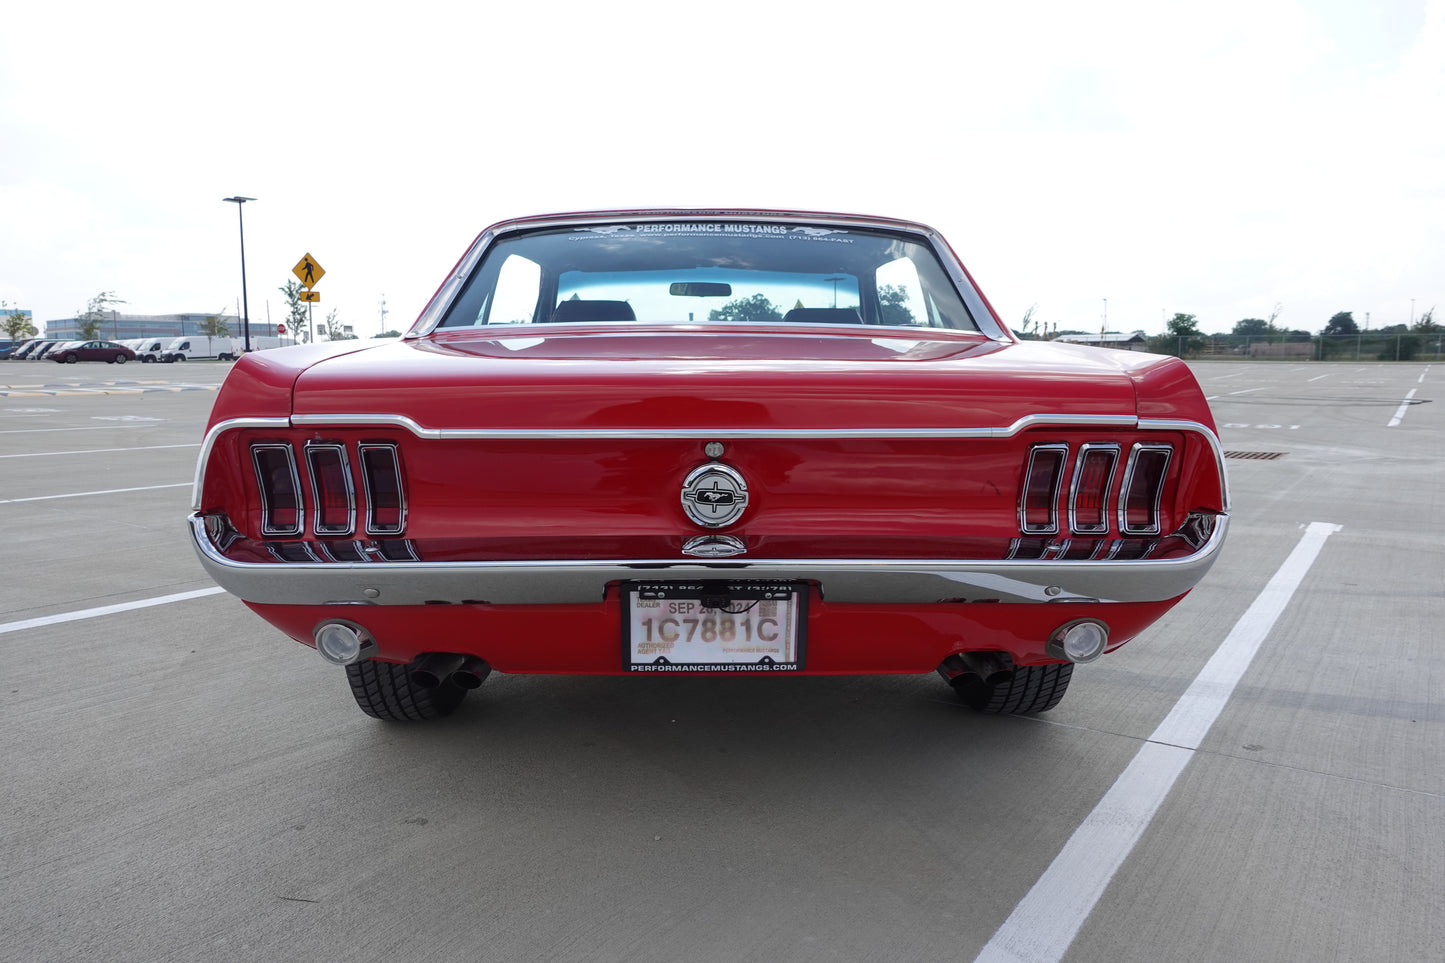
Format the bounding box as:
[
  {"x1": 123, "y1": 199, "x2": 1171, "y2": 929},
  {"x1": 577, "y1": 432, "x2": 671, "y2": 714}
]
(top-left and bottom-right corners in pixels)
[{"x1": 190, "y1": 512, "x2": 1227, "y2": 607}]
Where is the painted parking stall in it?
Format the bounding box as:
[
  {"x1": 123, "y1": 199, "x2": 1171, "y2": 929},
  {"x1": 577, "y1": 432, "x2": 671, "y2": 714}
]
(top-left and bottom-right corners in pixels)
[{"x1": 0, "y1": 362, "x2": 1439, "y2": 962}]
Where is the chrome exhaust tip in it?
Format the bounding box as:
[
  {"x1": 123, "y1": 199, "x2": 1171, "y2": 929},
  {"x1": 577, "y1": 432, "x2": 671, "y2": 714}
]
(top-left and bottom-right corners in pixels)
[
  {"x1": 451, "y1": 657, "x2": 493, "y2": 690},
  {"x1": 408, "y1": 652, "x2": 466, "y2": 689},
  {"x1": 937, "y1": 651, "x2": 1014, "y2": 687}
]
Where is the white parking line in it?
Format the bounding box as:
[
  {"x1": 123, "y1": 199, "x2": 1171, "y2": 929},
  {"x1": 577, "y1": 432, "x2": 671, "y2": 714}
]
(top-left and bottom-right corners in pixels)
[
  {"x1": 0, "y1": 424, "x2": 147, "y2": 435},
  {"x1": 0, "y1": 443, "x2": 199, "y2": 459},
  {"x1": 975, "y1": 521, "x2": 1341, "y2": 963},
  {"x1": 0, "y1": 587, "x2": 226, "y2": 635},
  {"x1": 1387, "y1": 389, "x2": 1418, "y2": 428},
  {"x1": 0, "y1": 483, "x2": 191, "y2": 504},
  {"x1": 1227, "y1": 387, "x2": 1267, "y2": 395},
  {"x1": 1308, "y1": 373, "x2": 1331, "y2": 382}
]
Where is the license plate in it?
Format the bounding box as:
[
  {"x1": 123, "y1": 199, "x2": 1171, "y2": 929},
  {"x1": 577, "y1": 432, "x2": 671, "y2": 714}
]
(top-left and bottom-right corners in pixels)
[{"x1": 623, "y1": 580, "x2": 806, "y2": 672}]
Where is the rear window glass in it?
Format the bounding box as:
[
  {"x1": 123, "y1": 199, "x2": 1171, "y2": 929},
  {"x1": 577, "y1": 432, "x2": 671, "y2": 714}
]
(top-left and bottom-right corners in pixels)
[{"x1": 437, "y1": 222, "x2": 978, "y2": 331}]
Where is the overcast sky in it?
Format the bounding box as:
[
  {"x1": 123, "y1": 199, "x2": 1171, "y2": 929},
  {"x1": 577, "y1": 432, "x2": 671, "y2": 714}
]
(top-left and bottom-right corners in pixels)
[{"x1": 2, "y1": 0, "x2": 1440, "y2": 338}]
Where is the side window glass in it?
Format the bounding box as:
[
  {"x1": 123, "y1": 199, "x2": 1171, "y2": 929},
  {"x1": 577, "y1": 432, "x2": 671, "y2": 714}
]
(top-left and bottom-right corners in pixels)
[
  {"x1": 485, "y1": 254, "x2": 542, "y2": 324},
  {"x1": 875, "y1": 257, "x2": 927, "y2": 326}
]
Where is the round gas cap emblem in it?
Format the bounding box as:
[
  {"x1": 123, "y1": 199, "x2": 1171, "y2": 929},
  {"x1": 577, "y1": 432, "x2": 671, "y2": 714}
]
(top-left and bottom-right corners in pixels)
[{"x1": 681, "y1": 463, "x2": 749, "y2": 528}]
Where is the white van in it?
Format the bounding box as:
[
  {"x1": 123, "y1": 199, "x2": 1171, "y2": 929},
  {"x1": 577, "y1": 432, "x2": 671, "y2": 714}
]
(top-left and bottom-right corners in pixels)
[
  {"x1": 134, "y1": 339, "x2": 167, "y2": 362},
  {"x1": 161, "y1": 335, "x2": 284, "y2": 362}
]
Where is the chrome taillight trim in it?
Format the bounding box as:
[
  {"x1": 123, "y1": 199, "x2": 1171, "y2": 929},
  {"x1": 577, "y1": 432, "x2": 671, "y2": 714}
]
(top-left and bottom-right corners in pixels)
[
  {"x1": 358, "y1": 443, "x2": 407, "y2": 536},
  {"x1": 1119, "y1": 443, "x2": 1173, "y2": 536},
  {"x1": 1068, "y1": 443, "x2": 1121, "y2": 535},
  {"x1": 304, "y1": 442, "x2": 356, "y2": 536},
  {"x1": 1020, "y1": 443, "x2": 1069, "y2": 535},
  {"x1": 192, "y1": 417, "x2": 292, "y2": 511},
  {"x1": 251, "y1": 443, "x2": 304, "y2": 536}
]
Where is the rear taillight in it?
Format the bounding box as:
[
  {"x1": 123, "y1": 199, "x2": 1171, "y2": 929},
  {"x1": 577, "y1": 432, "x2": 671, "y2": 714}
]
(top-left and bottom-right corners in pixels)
[
  {"x1": 1120, "y1": 444, "x2": 1172, "y2": 535},
  {"x1": 305, "y1": 442, "x2": 355, "y2": 536},
  {"x1": 251, "y1": 444, "x2": 303, "y2": 535},
  {"x1": 359, "y1": 443, "x2": 406, "y2": 535},
  {"x1": 1068, "y1": 444, "x2": 1120, "y2": 534},
  {"x1": 250, "y1": 439, "x2": 406, "y2": 539},
  {"x1": 1021, "y1": 444, "x2": 1068, "y2": 534},
  {"x1": 1021, "y1": 440, "x2": 1174, "y2": 540}
]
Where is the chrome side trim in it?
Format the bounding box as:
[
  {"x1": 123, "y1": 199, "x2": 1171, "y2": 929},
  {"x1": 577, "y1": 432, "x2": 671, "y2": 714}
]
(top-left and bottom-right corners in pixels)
[
  {"x1": 286, "y1": 411, "x2": 1139, "y2": 439},
  {"x1": 190, "y1": 513, "x2": 1229, "y2": 608},
  {"x1": 194, "y1": 414, "x2": 1229, "y2": 513}
]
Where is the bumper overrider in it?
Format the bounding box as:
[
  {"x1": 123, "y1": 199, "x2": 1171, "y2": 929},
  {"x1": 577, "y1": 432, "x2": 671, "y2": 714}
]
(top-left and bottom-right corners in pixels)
[{"x1": 188, "y1": 511, "x2": 1228, "y2": 607}]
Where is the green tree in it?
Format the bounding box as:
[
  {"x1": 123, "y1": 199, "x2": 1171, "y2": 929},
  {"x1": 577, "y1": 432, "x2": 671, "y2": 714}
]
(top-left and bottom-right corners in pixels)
[
  {"x1": 1167, "y1": 312, "x2": 1202, "y2": 337},
  {"x1": 1413, "y1": 307, "x2": 1438, "y2": 333},
  {"x1": 76, "y1": 291, "x2": 125, "y2": 340},
  {"x1": 1016, "y1": 303, "x2": 1039, "y2": 338},
  {"x1": 279, "y1": 280, "x2": 309, "y2": 342},
  {"x1": 1148, "y1": 313, "x2": 1204, "y2": 357},
  {"x1": 198, "y1": 312, "x2": 231, "y2": 340},
  {"x1": 322, "y1": 309, "x2": 349, "y2": 341},
  {"x1": 1232, "y1": 318, "x2": 1269, "y2": 338},
  {"x1": 707, "y1": 293, "x2": 781, "y2": 324},
  {"x1": 2, "y1": 300, "x2": 36, "y2": 341},
  {"x1": 878, "y1": 284, "x2": 916, "y2": 325},
  {"x1": 1322, "y1": 311, "x2": 1358, "y2": 336},
  {"x1": 375, "y1": 330, "x2": 402, "y2": 338}
]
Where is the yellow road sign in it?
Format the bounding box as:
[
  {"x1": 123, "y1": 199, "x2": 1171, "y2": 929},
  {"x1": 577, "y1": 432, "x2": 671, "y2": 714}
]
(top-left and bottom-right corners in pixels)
[
  {"x1": 292, "y1": 254, "x2": 325, "y2": 287},
  {"x1": 300, "y1": 290, "x2": 321, "y2": 303}
]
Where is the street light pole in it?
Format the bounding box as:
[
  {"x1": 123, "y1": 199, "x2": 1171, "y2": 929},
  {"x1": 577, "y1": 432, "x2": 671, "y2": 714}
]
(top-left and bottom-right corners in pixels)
[{"x1": 222, "y1": 196, "x2": 256, "y2": 352}]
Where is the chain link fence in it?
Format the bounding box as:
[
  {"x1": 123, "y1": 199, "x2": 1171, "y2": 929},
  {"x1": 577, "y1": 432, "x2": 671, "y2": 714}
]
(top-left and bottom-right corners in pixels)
[{"x1": 1146, "y1": 332, "x2": 1444, "y2": 362}]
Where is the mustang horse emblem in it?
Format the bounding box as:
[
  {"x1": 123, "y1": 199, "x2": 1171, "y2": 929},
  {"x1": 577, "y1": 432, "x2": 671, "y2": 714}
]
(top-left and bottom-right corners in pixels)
[{"x1": 680, "y1": 463, "x2": 749, "y2": 528}]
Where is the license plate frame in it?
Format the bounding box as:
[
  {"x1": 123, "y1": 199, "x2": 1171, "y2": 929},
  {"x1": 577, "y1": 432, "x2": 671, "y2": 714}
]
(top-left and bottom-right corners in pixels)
[{"x1": 622, "y1": 580, "x2": 807, "y2": 673}]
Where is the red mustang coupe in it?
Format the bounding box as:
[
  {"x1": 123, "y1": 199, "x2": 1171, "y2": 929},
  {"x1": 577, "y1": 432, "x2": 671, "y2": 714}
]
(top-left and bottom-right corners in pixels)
[{"x1": 190, "y1": 210, "x2": 1228, "y2": 721}]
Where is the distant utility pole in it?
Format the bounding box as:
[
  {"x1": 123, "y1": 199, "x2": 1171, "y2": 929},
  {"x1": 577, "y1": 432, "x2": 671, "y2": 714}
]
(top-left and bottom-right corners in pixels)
[{"x1": 222, "y1": 196, "x2": 257, "y2": 352}]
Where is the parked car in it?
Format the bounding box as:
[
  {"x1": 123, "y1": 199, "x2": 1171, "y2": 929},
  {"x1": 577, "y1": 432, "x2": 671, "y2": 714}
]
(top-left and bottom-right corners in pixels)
[
  {"x1": 7, "y1": 339, "x2": 43, "y2": 360},
  {"x1": 31, "y1": 341, "x2": 65, "y2": 360},
  {"x1": 190, "y1": 209, "x2": 1229, "y2": 722},
  {"x1": 49, "y1": 340, "x2": 137, "y2": 364},
  {"x1": 134, "y1": 339, "x2": 166, "y2": 363}
]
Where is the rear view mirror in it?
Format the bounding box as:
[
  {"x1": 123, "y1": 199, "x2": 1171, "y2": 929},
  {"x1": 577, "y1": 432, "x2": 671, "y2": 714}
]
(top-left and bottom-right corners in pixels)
[{"x1": 669, "y1": 282, "x2": 732, "y2": 297}]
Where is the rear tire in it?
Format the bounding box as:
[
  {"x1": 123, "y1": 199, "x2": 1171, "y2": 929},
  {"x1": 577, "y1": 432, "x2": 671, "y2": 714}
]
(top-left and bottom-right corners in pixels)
[
  {"x1": 115, "y1": 354, "x2": 127, "y2": 364},
  {"x1": 951, "y1": 662, "x2": 1073, "y2": 714},
  {"x1": 345, "y1": 659, "x2": 467, "y2": 720}
]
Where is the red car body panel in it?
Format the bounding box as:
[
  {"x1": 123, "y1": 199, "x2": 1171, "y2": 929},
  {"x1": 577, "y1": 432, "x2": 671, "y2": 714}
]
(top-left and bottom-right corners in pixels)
[{"x1": 190, "y1": 209, "x2": 1228, "y2": 701}]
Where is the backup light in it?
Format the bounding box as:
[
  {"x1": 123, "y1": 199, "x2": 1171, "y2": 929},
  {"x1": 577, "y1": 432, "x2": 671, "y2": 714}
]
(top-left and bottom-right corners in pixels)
[
  {"x1": 314, "y1": 620, "x2": 377, "y2": 665},
  {"x1": 1047, "y1": 619, "x2": 1109, "y2": 663}
]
